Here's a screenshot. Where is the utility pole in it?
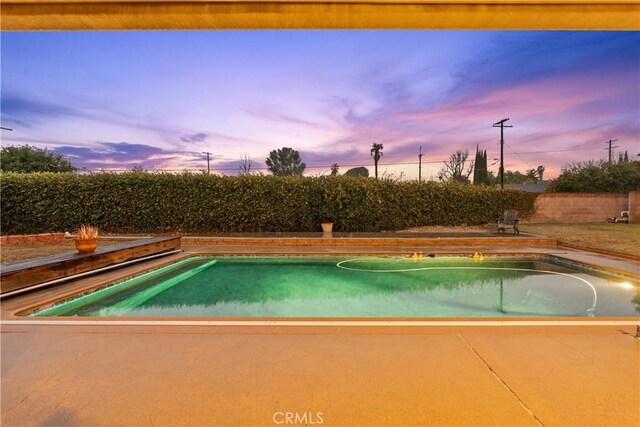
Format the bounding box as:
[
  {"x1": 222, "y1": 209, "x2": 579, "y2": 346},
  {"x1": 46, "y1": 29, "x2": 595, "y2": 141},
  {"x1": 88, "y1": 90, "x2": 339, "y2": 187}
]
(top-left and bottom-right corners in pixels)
[
  {"x1": 418, "y1": 145, "x2": 424, "y2": 182},
  {"x1": 493, "y1": 118, "x2": 513, "y2": 190},
  {"x1": 604, "y1": 139, "x2": 618, "y2": 163},
  {"x1": 202, "y1": 151, "x2": 212, "y2": 174}
]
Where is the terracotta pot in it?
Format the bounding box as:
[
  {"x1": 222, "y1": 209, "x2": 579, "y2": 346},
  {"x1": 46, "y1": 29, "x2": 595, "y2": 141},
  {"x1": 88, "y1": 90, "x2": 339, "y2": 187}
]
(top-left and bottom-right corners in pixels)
[
  {"x1": 321, "y1": 222, "x2": 334, "y2": 233},
  {"x1": 75, "y1": 238, "x2": 98, "y2": 254}
]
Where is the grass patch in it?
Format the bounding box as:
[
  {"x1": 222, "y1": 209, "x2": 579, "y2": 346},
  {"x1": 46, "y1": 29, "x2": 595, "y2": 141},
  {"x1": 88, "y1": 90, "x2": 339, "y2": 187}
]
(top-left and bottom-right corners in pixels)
[
  {"x1": 1, "y1": 239, "x2": 131, "y2": 264},
  {"x1": 520, "y1": 223, "x2": 640, "y2": 257}
]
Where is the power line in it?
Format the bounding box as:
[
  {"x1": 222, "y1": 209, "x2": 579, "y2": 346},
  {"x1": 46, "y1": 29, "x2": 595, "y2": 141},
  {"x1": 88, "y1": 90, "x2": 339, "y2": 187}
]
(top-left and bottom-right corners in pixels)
[
  {"x1": 220, "y1": 144, "x2": 604, "y2": 164},
  {"x1": 505, "y1": 142, "x2": 534, "y2": 170},
  {"x1": 210, "y1": 147, "x2": 601, "y2": 171},
  {"x1": 74, "y1": 143, "x2": 621, "y2": 174},
  {"x1": 487, "y1": 147, "x2": 597, "y2": 155}
]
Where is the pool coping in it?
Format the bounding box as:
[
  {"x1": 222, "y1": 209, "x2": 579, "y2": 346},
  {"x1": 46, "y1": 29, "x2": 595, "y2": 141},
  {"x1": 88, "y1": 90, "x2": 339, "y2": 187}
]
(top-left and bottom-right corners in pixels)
[
  {"x1": 181, "y1": 235, "x2": 558, "y2": 247},
  {"x1": 2, "y1": 246, "x2": 638, "y2": 327},
  {"x1": 3, "y1": 319, "x2": 638, "y2": 328}
]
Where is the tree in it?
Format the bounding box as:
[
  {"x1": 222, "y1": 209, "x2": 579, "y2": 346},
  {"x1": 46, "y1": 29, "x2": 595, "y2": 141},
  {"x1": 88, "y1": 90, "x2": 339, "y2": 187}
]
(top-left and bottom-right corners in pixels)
[
  {"x1": 548, "y1": 159, "x2": 640, "y2": 193},
  {"x1": 536, "y1": 165, "x2": 546, "y2": 181},
  {"x1": 438, "y1": 149, "x2": 474, "y2": 183},
  {"x1": 502, "y1": 170, "x2": 529, "y2": 184},
  {"x1": 618, "y1": 151, "x2": 629, "y2": 163},
  {"x1": 344, "y1": 166, "x2": 369, "y2": 177},
  {"x1": 265, "y1": 147, "x2": 306, "y2": 176},
  {"x1": 473, "y1": 147, "x2": 489, "y2": 185},
  {"x1": 525, "y1": 169, "x2": 538, "y2": 183},
  {"x1": 370, "y1": 143, "x2": 384, "y2": 179},
  {"x1": 330, "y1": 163, "x2": 339, "y2": 176},
  {"x1": 480, "y1": 150, "x2": 489, "y2": 184},
  {"x1": 473, "y1": 147, "x2": 481, "y2": 185},
  {"x1": 238, "y1": 154, "x2": 252, "y2": 175},
  {"x1": 0, "y1": 144, "x2": 76, "y2": 173},
  {"x1": 486, "y1": 170, "x2": 497, "y2": 185}
]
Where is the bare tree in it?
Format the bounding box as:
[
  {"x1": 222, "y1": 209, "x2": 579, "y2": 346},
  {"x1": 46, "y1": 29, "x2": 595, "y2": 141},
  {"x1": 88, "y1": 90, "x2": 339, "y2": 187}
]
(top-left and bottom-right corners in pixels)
[
  {"x1": 238, "y1": 154, "x2": 252, "y2": 175},
  {"x1": 437, "y1": 150, "x2": 474, "y2": 183}
]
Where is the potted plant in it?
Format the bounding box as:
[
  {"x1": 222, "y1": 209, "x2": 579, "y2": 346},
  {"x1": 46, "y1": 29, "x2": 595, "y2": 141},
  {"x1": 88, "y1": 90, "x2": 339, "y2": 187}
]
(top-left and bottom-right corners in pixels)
[
  {"x1": 321, "y1": 217, "x2": 334, "y2": 233},
  {"x1": 75, "y1": 225, "x2": 99, "y2": 254},
  {"x1": 318, "y1": 186, "x2": 338, "y2": 233}
]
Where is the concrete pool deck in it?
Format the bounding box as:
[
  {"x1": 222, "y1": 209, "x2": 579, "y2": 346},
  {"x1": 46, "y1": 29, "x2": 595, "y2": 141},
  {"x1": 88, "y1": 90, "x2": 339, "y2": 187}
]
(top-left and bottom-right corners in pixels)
[{"x1": 1, "y1": 241, "x2": 639, "y2": 426}]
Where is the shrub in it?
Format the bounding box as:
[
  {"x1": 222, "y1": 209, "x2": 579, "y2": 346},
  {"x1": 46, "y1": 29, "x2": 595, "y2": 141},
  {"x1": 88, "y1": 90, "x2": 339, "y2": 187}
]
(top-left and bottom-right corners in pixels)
[
  {"x1": 0, "y1": 145, "x2": 76, "y2": 173},
  {"x1": 548, "y1": 160, "x2": 640, "y2": 193},
  {"x1": 0, "y1": 172, "x2": 537, "y2": 234}
]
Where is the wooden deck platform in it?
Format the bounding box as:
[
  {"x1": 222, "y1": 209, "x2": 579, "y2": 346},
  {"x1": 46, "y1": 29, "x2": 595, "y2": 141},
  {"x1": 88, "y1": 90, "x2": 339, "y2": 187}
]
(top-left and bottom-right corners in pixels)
[{"x1": 0, "y1": 236, "x2": 181, "y2": 295}]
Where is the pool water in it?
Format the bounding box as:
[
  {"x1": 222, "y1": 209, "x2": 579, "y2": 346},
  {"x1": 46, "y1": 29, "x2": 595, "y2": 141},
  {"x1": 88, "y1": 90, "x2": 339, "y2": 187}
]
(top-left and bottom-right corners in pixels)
[{"x1": 32, "y1": 256, "x2": 640, "y2": 318}]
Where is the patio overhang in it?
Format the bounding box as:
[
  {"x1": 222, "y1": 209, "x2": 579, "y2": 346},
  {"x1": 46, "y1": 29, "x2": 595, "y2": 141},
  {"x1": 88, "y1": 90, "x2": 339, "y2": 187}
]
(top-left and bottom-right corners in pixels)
[{"x1": 1, "y1": 0, "x2": 639, "y2": 31}]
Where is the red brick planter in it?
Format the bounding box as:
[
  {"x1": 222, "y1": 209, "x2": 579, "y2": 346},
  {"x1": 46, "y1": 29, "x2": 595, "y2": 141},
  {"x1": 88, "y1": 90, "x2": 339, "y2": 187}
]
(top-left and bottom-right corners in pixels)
[{"x1": 0, "y1": 233, "x2": 66, "y2": 245}]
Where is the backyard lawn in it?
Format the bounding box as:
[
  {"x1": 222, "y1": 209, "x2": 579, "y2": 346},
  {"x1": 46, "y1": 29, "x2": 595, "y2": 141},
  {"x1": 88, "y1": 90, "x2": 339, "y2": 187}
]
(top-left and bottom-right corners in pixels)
[{"x1": 520, "y1": 223, "x2": 640, "y2": 257}]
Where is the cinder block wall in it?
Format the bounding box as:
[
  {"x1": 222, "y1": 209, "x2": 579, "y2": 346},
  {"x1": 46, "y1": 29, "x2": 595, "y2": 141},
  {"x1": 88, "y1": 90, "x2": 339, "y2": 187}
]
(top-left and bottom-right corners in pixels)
[
  {"x1": 528, "y1": 193, "x2": 628, "y2": 223},
  {"x1": 629, "y1": 191, "x2": 640, "y2": 224}
]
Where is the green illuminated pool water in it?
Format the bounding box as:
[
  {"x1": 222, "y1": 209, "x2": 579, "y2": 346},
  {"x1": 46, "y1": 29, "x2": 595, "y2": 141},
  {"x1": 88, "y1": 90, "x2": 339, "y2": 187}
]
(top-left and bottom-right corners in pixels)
[{"x1": 32, "y1": 256, "x2": 640, "y2": 318}]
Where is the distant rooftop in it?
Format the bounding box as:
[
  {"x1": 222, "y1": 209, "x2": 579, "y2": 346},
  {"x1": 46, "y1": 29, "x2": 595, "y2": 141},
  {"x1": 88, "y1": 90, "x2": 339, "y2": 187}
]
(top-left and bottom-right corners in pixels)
[{"x1": 504, "y1": 181, "x2": 551, "y2": 193}]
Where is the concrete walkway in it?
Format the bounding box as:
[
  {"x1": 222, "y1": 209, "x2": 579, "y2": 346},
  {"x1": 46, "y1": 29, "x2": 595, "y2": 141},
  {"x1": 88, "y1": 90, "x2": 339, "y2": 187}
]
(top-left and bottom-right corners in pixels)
[
  {"x1": 1, "y1": 243, "x2": 639, "y2": 426},
  {"x1": 2, "y1": 323, "x2": 638, "y2": 426}
]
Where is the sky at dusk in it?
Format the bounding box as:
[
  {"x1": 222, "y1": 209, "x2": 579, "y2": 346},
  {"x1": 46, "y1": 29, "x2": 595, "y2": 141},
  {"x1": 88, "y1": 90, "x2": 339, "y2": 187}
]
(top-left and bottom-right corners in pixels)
[{"x1": 1, "y1": 30, "x2": 639, "y2": 179}]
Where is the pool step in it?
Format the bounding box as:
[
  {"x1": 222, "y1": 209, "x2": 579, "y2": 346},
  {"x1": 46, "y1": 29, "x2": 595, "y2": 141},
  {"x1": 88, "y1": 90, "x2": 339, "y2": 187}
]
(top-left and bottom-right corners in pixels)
[
  {"x1": 104, "y1": 259, "x2": 218, "y2": 313},
  {"x1": 32, "y1": 257, "x2": 213, "y2": 316}
]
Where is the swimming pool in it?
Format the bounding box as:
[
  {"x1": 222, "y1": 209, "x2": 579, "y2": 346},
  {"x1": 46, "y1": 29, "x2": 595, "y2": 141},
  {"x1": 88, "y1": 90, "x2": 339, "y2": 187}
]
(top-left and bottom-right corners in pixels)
[{"x1": 30, "y1": 255, "x2": 639, "y2": 318}]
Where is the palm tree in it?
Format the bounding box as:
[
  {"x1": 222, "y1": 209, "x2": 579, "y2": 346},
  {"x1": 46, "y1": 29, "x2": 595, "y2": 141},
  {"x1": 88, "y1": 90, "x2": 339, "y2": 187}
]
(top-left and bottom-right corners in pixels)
[{"x1": 370, "y1": 143, "x2": 384, "y2": 179}]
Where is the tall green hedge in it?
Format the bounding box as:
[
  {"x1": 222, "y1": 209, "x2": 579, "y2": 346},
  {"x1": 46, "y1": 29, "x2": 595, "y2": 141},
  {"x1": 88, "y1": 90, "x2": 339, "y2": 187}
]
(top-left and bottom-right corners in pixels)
[{"x1": 0, "y1": 172, "x2": 537, "y2": 234}]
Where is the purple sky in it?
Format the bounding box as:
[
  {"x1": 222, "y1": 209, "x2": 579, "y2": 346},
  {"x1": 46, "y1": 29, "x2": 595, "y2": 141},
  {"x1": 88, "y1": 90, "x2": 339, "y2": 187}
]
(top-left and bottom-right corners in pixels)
[{"x1": 1, "y1": 31, "x2": 638, "y2": 179}]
